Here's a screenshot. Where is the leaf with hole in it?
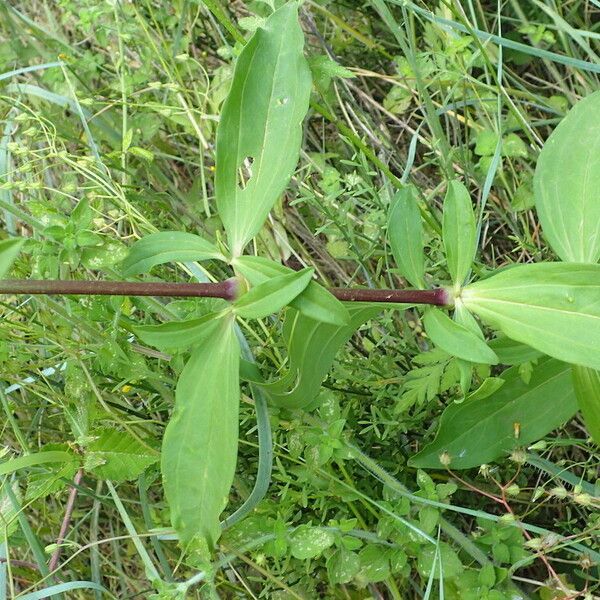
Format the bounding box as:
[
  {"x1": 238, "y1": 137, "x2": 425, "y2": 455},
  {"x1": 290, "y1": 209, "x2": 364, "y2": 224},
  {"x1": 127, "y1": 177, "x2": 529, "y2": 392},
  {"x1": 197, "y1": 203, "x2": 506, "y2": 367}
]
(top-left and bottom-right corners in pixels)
[
  {"x1": 443, "y1": 180, "x2": 476, "y2": 287},
  {"x1": 410, "y1": 358, "x2": 577, "y2": 469},
  {"x1": 215, "y1": 2, "x2": 312, "y2": 256},
  {"x1": 388, "y1": 185, "x2": 425, "y2": 288},
  {"x1": 234, "y1": 268, "x2": 314, "y2": 319},
  {"x1": 122, "y1": 231, "x2": 225, "y2": 276},
  {"x1": 422, "y1": 307, "x2": 498, "y2": 365},
  {"x1": 534, "y1": 90, "x2": 600, "y2": 263},
  {"x1": 161, "y1": 315, "x2": 240, "y2": 547},
  {"x1": 233, "y1": 255, "x2": 349, "y2": 325},
  {"x1": 462, "y1": 263, "x2": 600, "y2": 371}
]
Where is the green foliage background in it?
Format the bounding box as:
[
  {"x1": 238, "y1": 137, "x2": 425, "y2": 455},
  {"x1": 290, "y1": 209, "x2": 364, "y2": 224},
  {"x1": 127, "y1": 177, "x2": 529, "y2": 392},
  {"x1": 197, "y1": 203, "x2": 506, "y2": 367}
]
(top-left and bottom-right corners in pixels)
[{"x1": 0, "y1": 0, "x2": 598, "y2": 598}]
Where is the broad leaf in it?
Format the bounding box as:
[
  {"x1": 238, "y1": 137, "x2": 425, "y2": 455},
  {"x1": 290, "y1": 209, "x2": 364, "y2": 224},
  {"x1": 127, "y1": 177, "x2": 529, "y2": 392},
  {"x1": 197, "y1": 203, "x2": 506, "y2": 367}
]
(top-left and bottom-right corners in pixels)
[
  {"x1": 534, "y1": 90, "x2": 600, "y2": 263},
  {"x1": 462, "y1": 263, "x2": 600, "y2": 371},
  {"x1": 443, "y1": 180, "x2": 476, "y2": 288},
  {"x1": 422, "y1": 308, "x2": 498, "y2": 365},
  {"x1": 572, "y1": 365, "x2": 600, "y2": 444},
  {"x1": 388, "y1": 186, "x2": 425, "y2": 288},
  {"x1": 410, "y1": 359, "x2": 577, "y2": 469},
  {"x1": 122, "y1": 231, "x2": 225, "y2": 276},
  {"x1": 85, "y1": 429, "x2": 158, "y2": 482},
  {"x1": 234, "y1": 268, "x2": 313, "y2": 319},
  {"x1": 233, "y1": 255, "x2": 349, "y2": 325},
  {"x1": 161, "y1": 316, "x2": 240, "y2": 547},
  {"x1": 262, "y1": 305, "x2": 381, "y2": 409},
  {"x1": 215, "y1": 2, "x2": 312, "y2": 256},
  {"x1": 0, "y1": 237, "x2": 24, "y2": 278},
  {"x1": 134, "y1": 312, "x2": 223, "y2": 351},
  {"x1": 488, "y1": 336, "x2": 543, "y2": 366}
]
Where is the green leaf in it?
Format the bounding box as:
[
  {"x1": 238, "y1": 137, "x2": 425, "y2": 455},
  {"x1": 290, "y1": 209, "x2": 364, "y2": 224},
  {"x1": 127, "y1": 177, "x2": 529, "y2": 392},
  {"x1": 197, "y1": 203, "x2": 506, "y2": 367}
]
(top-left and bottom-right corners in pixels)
[
  {"x1": 327, "y1": 548, "x2": 361, "y2": 585},
  {"x1": 422, "y1": 308, "x2": 498, "y2": 365},
  {"x1": 443, "y1": 180, "x2": 476, "y2": 287},
  {"x1": 462, "y1": 263, "x2": 600, "y2": 370},
  {"x1": 121, "y1": 231, "x2": 225, "y2": 276},
  {"x1": 417, "y1": 543, "x2": 463, "y2": 579},
  {"x1": 465, "y1": 377, "x2": 505, "y2": 402},
  {"x1": 488, "y1": 336, "x2": 543, "y2": 365},
  {"x1": 388, "y1": 186, "x2": 425, "y2": 288},
  {"x1": 161, "y1": 316, "x2": 240, "y2": 547},
  {"x1": 233, "y1": 255, "x2": 349, "y2": 325},
  {"x1": 134, "y1": 312, "x2": 223, "y2": 351},
  {"x1": 215, "y1": 2, "x2": 312, "y2": 256},
  {"x1": 0, "y1": 451, "x2": 76, "y2": 477},
  {"x1": 234, "y1": 268, "x2": 313, "y2": 319},
  {"x1": 85, "y1": 429, "x2": 158, "y2": 482},
  {"x1": 289, "y1": 526, "x2": 335, "y2": 560},
  {"x1": 262, "y1": 305, "x2": 381, "y2": 409},
  {"x1": 0, "y1": 238, "x2": 25, "y2": 279},
  {"x1": 410, "y1": 359, "x2": 577, "y2": 469},
  {"x1": 534, "y1": 90, "x2": 600, "y2": 262},
  {"x1": 572, "y1": 365, "x2": 600, "y2": 444}
]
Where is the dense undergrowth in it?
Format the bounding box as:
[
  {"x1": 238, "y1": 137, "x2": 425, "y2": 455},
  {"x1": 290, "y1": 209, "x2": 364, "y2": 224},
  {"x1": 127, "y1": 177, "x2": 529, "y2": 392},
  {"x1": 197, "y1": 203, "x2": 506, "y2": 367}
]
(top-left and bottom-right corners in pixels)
[{"x1": 0, "y1": 0, "x2": 598, "y2": 598}]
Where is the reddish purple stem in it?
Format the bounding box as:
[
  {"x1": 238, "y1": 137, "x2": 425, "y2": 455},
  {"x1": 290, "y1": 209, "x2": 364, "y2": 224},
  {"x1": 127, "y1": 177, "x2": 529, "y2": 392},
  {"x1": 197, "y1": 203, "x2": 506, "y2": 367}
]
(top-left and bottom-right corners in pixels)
[{"x1": 0, "y1": 279, "x2": 450, "y2": 305}]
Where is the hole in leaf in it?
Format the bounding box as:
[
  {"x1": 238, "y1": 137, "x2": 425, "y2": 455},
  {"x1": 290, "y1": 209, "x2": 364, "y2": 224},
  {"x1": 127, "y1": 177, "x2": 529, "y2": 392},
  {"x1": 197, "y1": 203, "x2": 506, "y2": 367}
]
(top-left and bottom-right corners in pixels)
[
  {"x1": 237, "y1": 156, "x2": 255, "y2": 190},
  {"x1": 277, "y1": 97, "x2": 289, "y2": 106}
]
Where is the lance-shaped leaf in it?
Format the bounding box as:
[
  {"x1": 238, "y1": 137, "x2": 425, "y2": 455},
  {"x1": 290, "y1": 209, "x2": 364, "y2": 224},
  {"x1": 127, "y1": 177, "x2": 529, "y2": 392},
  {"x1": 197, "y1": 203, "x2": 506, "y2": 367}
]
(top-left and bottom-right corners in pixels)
[
  {"x1": 422, "y1": 307, "x2": 498, "y2": 365},
  {"x1": 215, "y1": 2, "x2": 312, "y2": 257},
  {"x1": 161, "y1": 316, "x2": 240, "y2": 547},
  {"x1": 234, "y1": 268, "x2": 313, "y2": 319},
  {"x1": 443, "y1": 180, "x2": 476, "y2": 288},
  {"x1": 122, "y1": 231, "x2": 225, "y2": 276},
  {"x1": 572, "y1": 365, "x2": 600, "y2": 444},
  {"x1": 534, "y1": 90, "x2": 600, "y2": 263},
  {"x1": 263, "y1": 305, "x2": 382, "y2": 409},
  {"x1": 0, "y1": 237, "x2": 24, "y2": 278},
  {"x1": 388, "y1": 186, "x2": 425, "y2": 288},
  {"x1": 233, "y1": 255, "x2": 349, "y2": 325},
  {"x1": 410, "y1": 359, "x2": 577, "y2": 469},
  {"x1": 462, "y1": 263, "x2": 600, "y2": 371},
  {"x1": 134, "y1": 312, "x2": 223, "y2": 352}
]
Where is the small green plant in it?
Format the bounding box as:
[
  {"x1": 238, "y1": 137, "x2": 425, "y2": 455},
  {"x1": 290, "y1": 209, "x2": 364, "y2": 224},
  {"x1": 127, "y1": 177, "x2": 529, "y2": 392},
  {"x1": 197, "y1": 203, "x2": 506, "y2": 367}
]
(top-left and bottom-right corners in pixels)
[{"x1": 0, "y1": 2, "x2": 599, "y2": 590}]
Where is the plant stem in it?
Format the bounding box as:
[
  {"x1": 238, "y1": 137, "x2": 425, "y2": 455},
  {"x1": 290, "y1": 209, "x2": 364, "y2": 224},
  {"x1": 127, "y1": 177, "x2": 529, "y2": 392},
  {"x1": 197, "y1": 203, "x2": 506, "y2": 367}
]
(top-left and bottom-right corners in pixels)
[
  {"x1": 48, "y1": 467, "x2": 84, "y2": 573},
  {"x1": 0, "y1": 279, "x2": 450, "y2": 305}
]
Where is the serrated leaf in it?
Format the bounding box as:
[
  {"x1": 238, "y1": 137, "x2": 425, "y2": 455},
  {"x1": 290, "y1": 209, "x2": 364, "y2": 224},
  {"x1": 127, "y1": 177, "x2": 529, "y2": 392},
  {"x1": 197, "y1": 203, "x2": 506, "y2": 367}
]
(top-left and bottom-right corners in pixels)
[
  {"x1": 161, "y1": 316, "x2": 240, "y2": 547},
  {"x1": 0, "y1": 482, "x2": 20, "y2": 543},
  {"x1": 422, "y1": 307, "x2": 498, "y2": 365},
  {"x1": 410, "y1": 359, "x2": 577, "y2": 469},
  {"x1": 85, "y1": 429, "x2": 157, "y2": 482},
  {"x1": 233, "y1": 255, "x2": 349, "y2": 325},
  {"x1": 215, "y1": 2, "x2": 312, "y2": 256},
  {"x1": 572, "y1": 365, "x2": 600, "y2": 444},
  {"x1": 462, "y1": 263, "x2": 600, "y2": 371},
  {"x1": 121, "y1": 231, "x2": 225, "y2": 276},
  {"x1": 262, "y1": 305, "x2": 381, "y2": 409},
  {"x1": 534, "y1": 91, "x2": 600, "y2": 263},
  {"x1": 0, "y1": 238, "x2": 25, "y2": 279},
  {"x1": 234, "y1": 268, "x2": 313, "y2": 319},
  {"x1": 443, "y1": 180, "x2": 476, "y2": 287},
  {"x1": 388, "y1": 186, "x2": 425, "y2": 288},
  {"x1": 134, "y1": 312, "x2": 223, "y2": 351}
]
